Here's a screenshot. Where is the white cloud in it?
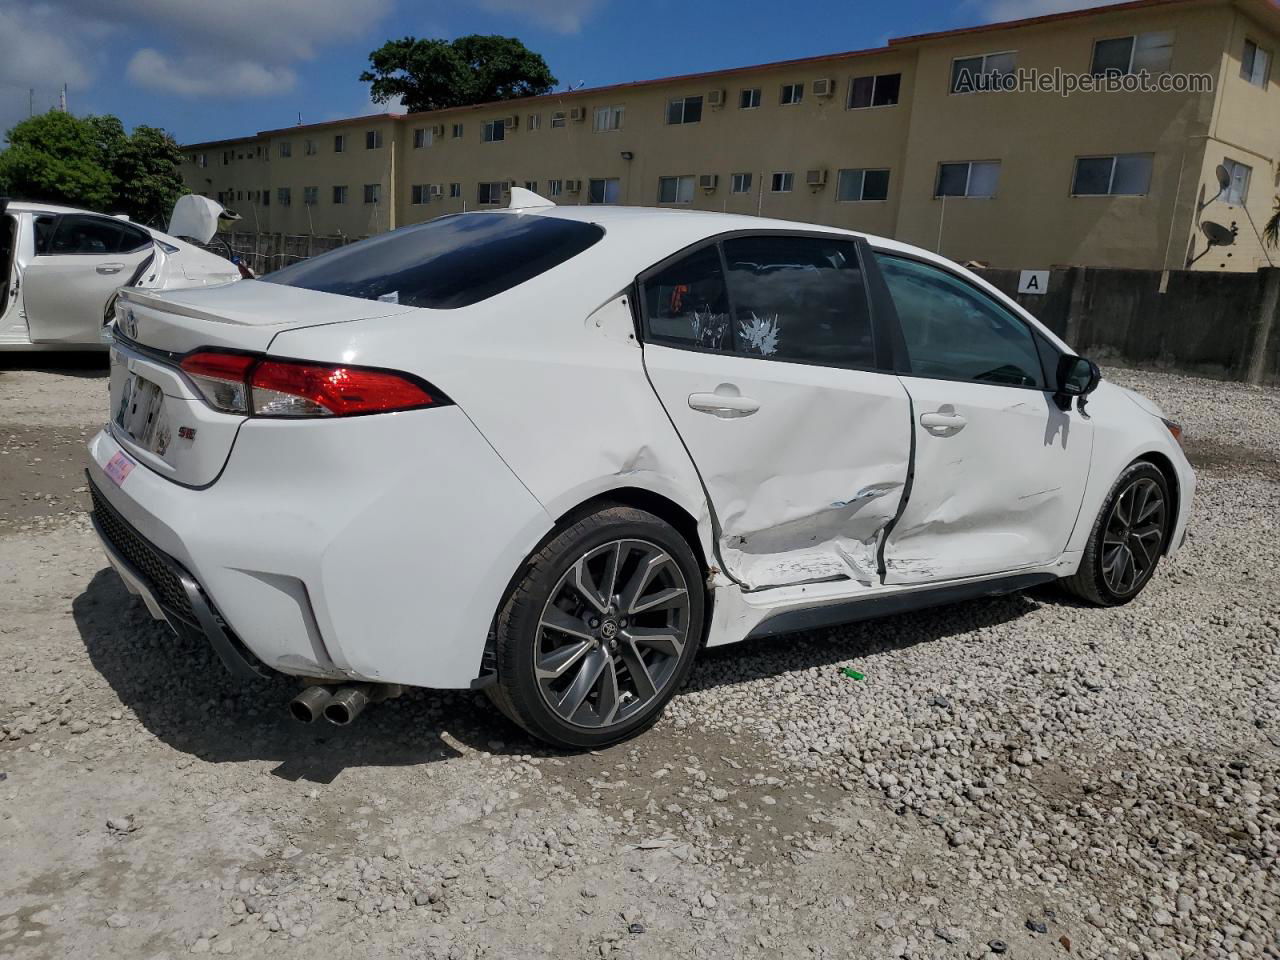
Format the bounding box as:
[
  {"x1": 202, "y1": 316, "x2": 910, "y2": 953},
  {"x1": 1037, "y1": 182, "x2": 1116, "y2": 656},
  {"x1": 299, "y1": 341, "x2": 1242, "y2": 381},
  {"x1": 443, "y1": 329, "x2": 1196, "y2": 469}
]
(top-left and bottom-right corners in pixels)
[
  {"x1": 126, "y1": 48, "x2": 296, "y2": 97},
  {"x1": 474, "y1": 0, "x2": 604, "y2": 34},
  {"x1": 970, "y1": 0, "x2": 1130, "y2": 23}
]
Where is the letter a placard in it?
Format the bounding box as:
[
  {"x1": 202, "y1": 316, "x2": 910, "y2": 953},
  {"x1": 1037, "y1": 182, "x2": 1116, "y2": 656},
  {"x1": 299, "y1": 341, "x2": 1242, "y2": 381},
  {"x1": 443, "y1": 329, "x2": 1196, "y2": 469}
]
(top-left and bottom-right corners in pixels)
[{"x1": 1018, "y1": 270, "x2": 1049, "y2": 295}]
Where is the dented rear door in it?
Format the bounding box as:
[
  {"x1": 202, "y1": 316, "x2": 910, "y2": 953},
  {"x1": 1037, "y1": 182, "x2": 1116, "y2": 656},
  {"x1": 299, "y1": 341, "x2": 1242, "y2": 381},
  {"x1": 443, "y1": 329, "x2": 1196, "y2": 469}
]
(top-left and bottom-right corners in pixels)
[{"x1": 639, "y1": 234, "x2": 912, "y2": 591}]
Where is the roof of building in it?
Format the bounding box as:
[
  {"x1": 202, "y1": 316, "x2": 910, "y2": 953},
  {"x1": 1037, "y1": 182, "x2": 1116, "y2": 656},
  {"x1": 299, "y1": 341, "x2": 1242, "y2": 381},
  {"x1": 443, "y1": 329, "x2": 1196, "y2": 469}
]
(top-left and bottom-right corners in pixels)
[{"x1": 183, "y1": 0, "x2": 1278, "y2": 150}]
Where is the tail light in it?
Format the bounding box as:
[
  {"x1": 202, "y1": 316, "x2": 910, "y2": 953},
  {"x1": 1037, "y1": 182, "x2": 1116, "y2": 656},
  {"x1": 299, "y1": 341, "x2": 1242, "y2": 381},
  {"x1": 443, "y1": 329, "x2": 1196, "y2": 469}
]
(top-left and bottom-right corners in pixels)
[{"x1": 179, "y1": 350, "x2": 447, "y2": 418}]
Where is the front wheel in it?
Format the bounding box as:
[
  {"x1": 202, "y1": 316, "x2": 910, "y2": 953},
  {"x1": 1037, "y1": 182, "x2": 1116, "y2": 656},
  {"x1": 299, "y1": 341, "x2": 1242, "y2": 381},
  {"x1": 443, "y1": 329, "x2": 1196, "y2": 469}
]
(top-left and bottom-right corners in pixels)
[
  {"x1": 487, "y1": 505, "x2": 705, "y2": 749},
  {"x1": 1062, "y1": 461, "x2": 1171, "y2": 606}
]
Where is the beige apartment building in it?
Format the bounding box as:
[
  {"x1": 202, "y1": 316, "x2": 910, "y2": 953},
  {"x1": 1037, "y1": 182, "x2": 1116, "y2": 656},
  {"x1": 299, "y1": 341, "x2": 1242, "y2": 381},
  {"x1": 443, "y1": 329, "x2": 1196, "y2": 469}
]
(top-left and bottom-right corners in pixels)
[{"x1": 181, "y1": 0, "x2": 1280, "y2": 272}]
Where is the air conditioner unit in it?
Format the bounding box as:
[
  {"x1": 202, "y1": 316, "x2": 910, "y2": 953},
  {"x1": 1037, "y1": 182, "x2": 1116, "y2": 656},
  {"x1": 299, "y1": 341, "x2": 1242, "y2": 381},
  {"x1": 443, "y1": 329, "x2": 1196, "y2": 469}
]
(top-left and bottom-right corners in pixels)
[
  {"x1": 428, "y1": 184, "x2": 442, "y2": 198},
  {"x1": 813, "y1": 78, "x2": 834, "y2": 98},
  {"x1": 806, "y1": 168, "x2": 828, "y2": 187},
  {"x1": 569, "y1": 106, "x2": 587, "y2": 122},
  {"x1": 431, "y1": 124, "x2": 445, "y2": 137},
  {"x1": 503, "y1": 115, "x2": 518, "y2": 129},
  {"x1": 565, "y1": 179, "x2": 582, "y2": 193},
  {"x1": 707, "y1": 89, "x2": 725, "y2": 108},
  {"x1": 502, "y1": 180, "x2": 514, "y2": 191},
  {"x1": 699, "y1": 174, "x2": 718, "y2": 191}
]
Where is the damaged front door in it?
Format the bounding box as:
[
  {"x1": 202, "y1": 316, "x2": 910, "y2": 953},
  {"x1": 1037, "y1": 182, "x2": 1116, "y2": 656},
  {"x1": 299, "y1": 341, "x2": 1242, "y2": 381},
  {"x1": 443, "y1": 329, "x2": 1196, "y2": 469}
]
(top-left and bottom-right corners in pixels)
[
  {"x1": 873, "y1": 253, "x2": 1093, "y2": 584},
  {"x1": 639, "y1": 234, "x2": 912, "y2": 591}
]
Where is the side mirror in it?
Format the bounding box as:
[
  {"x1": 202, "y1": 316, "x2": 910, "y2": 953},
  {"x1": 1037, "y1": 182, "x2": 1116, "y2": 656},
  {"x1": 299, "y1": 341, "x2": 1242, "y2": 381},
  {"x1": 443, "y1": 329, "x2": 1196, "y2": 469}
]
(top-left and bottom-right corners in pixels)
[{"x1": 1054, "y1": 355, "x2": 1100, "y2": 410}]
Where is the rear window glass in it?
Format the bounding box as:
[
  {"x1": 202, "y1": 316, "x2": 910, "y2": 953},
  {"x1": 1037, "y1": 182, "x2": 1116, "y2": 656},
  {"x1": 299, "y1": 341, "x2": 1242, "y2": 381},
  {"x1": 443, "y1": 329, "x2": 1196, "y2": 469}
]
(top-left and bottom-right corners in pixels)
[{"x1": 262, "y1": 213, "x2": 604, "y2": 309}]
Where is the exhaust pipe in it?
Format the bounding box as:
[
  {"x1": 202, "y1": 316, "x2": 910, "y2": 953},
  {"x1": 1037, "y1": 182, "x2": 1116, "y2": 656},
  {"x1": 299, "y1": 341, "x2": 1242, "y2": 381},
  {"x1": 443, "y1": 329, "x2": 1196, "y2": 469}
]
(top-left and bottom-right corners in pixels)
[
  {"x1": 289, "y1": 685, "x2": 334, "y2": 723},
  {"x1": 324, "y1": 684, "x2": 374, "y2": 726}
]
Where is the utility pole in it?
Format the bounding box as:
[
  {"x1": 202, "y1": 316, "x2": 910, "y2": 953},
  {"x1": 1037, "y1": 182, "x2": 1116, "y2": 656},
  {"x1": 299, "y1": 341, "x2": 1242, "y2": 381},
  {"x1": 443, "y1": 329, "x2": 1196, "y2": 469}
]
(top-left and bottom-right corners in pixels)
[
  {"x1": 59, "y1": 83, "x2": 67, "y2": 113},
  {"x1": 28, "y1": 88, "x2": 33, "y2": 117}
]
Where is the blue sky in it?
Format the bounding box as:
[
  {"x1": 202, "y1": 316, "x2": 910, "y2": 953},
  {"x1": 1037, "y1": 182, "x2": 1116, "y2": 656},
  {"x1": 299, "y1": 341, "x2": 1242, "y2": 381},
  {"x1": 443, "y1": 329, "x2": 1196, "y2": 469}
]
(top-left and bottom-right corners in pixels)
[{"x1": 0, "y1": 0, "x2": 1116, "y2": 146}]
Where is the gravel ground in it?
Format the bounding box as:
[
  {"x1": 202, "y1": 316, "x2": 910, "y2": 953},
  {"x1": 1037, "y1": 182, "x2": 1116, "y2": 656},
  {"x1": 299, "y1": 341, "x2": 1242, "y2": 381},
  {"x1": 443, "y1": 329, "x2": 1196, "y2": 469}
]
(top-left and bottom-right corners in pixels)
[{"x1": 0, "y1": 357, "x2": 1276, "y2": 960}]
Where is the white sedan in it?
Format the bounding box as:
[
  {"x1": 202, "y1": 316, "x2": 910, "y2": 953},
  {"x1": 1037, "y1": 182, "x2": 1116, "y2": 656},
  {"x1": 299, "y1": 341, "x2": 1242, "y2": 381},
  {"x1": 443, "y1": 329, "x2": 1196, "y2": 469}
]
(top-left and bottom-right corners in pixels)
[
  {"x1": 85, "y1": 191, "x2": 1195, "y2": 748},
  {"x1": 0, "y1": 198, "x2": 241, "y2": 350}
]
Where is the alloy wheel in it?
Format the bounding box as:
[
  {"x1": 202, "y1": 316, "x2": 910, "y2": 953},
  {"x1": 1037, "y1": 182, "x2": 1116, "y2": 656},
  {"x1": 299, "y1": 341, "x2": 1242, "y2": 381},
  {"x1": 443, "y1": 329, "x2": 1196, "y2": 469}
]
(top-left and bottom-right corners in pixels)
[
  {"x1": 1101, "y1": 477, "x2": 1167, "y2": 596},
  {"x1": 535, "y1": 539, "x2": 691, "y2": 729}
]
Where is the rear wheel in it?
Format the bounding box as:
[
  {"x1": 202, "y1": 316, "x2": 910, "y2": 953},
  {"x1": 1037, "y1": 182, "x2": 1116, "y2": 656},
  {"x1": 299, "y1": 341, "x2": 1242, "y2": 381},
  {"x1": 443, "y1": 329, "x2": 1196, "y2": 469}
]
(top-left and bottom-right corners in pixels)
[
  {"x1": 1062, "y1": 461, "x2": 1171, "y2": 606},
  {"x1": 487, "y1": 505, "x2": 704, "y2": 748}
]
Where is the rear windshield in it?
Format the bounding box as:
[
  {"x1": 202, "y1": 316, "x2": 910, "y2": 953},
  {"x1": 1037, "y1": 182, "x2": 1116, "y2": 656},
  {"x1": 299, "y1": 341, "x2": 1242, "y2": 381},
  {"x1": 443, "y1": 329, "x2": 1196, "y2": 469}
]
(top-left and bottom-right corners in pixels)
[{"x1": 262, "y1": 213, "x2": 604, "y2": 309}]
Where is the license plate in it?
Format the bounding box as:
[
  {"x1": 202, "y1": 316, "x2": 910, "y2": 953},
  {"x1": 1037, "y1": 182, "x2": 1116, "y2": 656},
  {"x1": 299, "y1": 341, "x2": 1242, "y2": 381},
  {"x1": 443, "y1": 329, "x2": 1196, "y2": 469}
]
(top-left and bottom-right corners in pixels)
[{"x1": 114, "y1": 373, "x2": 172, "y2": 455}]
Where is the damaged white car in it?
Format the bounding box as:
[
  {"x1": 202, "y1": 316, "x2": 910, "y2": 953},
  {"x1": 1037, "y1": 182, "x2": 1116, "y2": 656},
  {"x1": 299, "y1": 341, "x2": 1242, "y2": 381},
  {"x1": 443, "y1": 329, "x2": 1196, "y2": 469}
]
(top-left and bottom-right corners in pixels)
[
  {"x1": 85, "y1": 191, "x2": 1195, "y2": 748},
  {"x1": 0, "y1": 195, "x2": 242, "y2": 350}
]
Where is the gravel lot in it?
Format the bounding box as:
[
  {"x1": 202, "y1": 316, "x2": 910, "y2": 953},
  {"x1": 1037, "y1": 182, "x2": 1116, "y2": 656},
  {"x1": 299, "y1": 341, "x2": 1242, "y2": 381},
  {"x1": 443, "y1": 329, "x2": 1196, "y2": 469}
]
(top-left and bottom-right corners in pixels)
[{"x1": 1, "y1": 357, "x2": 1276, "y2": 960}]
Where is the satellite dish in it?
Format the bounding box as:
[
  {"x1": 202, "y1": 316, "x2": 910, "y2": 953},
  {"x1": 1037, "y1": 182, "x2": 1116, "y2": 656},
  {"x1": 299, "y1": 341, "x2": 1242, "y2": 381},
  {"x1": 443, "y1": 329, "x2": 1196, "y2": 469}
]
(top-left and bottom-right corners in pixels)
[
  {"x1": 1215, "y1": 164, "x2": 1232, "y2": 191},
  {"x1": 1201, "y1": 221, "x2": 1236, "y2": 247}
]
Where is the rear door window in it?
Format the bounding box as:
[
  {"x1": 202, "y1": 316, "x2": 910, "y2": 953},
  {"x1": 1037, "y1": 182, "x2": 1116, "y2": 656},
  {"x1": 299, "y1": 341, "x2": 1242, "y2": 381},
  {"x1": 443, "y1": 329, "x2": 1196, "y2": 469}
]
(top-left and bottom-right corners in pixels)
[
  {"x1": 641, "y1": 245, "x2": 733, "y2": 351},
  {"x1": 263, "y1": 213, "x2": 604, "y2": 309},
  {"x1": 722, "y1": 234, "x2": 874, "y2": 366}
]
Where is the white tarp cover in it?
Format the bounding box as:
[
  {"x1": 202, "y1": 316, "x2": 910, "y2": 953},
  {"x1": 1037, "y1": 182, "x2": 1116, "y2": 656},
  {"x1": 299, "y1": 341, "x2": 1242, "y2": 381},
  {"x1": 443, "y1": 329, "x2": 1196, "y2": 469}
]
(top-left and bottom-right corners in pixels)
[{"x1": 167, "y1": 195, "x2": 226, "y2": 244}]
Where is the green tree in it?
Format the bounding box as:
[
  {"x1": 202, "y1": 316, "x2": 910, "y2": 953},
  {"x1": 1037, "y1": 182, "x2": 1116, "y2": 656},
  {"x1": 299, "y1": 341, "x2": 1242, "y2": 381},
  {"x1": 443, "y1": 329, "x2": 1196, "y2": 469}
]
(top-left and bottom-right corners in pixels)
[
  {"x1": 0, "y1": 111, "x2": 185, "y2": 225},
  {"x1": 361, "y1": 34, "x2": 557, "y2": 113}
]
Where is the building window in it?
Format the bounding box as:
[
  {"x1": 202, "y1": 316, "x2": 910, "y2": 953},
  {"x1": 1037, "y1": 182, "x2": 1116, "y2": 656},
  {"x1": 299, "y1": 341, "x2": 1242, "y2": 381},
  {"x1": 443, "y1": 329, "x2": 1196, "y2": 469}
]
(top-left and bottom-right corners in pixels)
[
  {"x1": 477, "y1": 181, "x2": 505, "y2": 205},
  {"x1": 1222, "y1": 158, "x2": 1252, "y2": 204},
  {"x1": 332, "y1": 185, "x2": 348, "y2": 204},
  {"x1": 779, "y1": 83, "x2": 803, "y2": 105},
  {"x1": 222, "y1": 151, "x2": 233, "y2": 165},
  {"x1": 936, "y1": 160, "x2": 1001, "y2": 198},
  {"x1": 836, "y1": 168, "x2": 891, "y2": 202},
  {"x1": 261, "y1": 189, "x2": 270, "y2": 207},
  {"x1": 551, "y1": 112, "x2": 566, "y2": 128},
  {"x1": 303, "y1": 186, "x2": 318, "y2": 205},
  {"x1": 731, "y1": 173, "x2": 753, "y2": 194},
  {"x1": 523, "y1": 180, "x2": 537, "y2": 192},
  {"x1": 666, "y1": 96, "x2": 703, "y2": 124},
  {"x1": 304, "y1": 139, "x2": 317, "y2": 156},
  {"x1": 451, "y1": 123, "x2": 464, "y2": 139},
  {"x1": 196, "y1": 153, "x2": 207, "y2": 168},
  {"x1": 278, "y1": 142, "x2": 292, "y2": 158},
  {"x1": 482, "y1": 119, "x2": 506, "y2": 142},
  {"x1": 366, "y1": 130, "x2": 382, "y2": 149},
  {"x1": 739, "y1": 88, "x2": 761, "y2": 109},
  {"x1": 413, "y1": 128, "x2": 432, "y2": 148},
  {"x1": 950, "y1": 52, "x2": 1017, "y2": 93},
  {"x1": 1091, "y1": 32, "x2": 1174, "y2": 76},
  {"x1": 277, "y1": 187, "x2": 291, "y2": 206},
  {"x1": 547, "y1": 179, "x2": 563, "y2": 196},
  {"x1": 593, "y1": 105, "x2": 624, "y2": 131},
  {"x1": 1242, "y1": 39, "x2": 1272, "y2": 87},
  {"x1": 658, "y1": 175, "x2": 695, "y2": 204},
  {"x1": 588, "y1": 178, "x2": 620, "y2": 204},
  {"x1": 411, "y1": 184, "x2": 430, "y2": 204},
  {"x1": 334, "y1": 134, "x2": 346, "y2": 153},
  {"x1": 1070, "y1": 154, "x2": 1153, "y2": 196},
  {"x1": 528, "y1": 113, "x2": 541, "y2": 131},
  {"x1": 770, "y1": 172, "x2": 794, "y2": 193},
  {"x1": 449, "y1": 182, "x2": 461, "y2": 198},
  {"x1": 364, "y1": 183, "x2": 381, "y2": 204},
  {"x1": 848, "y1": 73, "x2": 901, "y2": 109}
]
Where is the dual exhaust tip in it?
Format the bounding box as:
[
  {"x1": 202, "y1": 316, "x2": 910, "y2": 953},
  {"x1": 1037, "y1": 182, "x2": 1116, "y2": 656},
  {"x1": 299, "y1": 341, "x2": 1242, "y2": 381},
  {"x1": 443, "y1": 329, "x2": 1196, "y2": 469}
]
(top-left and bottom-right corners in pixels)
[{"x1": 289, "y1": 683, "x2": 399, "y2": 726}]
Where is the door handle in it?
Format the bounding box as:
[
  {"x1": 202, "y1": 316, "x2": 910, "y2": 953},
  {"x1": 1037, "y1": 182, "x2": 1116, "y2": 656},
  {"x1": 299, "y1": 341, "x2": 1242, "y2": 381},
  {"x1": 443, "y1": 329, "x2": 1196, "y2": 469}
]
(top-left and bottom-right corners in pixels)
[
  {"x1": 96, "y1": 263, "x2": 126, "y2": 275},
  {"x1": 688, "y1": 392, "x2": 760, "y2": 418},
  {"x1": 920, "y1": 410, "x2": 967, "y2": 433}
]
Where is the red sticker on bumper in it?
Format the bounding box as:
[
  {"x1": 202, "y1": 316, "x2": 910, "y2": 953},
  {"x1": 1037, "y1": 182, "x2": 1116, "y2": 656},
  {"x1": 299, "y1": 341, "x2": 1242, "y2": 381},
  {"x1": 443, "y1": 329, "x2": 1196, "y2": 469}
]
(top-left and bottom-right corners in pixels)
[{"x1": 104, "y1": 451, "x2": 137, "y2": 487}]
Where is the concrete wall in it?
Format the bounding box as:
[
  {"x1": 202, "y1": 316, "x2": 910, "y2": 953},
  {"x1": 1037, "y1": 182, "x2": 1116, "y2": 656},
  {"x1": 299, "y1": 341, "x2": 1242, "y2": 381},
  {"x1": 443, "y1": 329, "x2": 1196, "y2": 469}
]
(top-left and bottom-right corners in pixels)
[{"x1": 976, "y1": 264, "x2": 1278, "y2": 382}]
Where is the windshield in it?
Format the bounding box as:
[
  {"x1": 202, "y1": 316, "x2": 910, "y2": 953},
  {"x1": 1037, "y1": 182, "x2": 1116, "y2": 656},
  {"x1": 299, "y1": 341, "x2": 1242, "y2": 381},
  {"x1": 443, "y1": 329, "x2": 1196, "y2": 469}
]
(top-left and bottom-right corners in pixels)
[{"x1": 262, "y1": 213, "x2": 604, "y2": 309}]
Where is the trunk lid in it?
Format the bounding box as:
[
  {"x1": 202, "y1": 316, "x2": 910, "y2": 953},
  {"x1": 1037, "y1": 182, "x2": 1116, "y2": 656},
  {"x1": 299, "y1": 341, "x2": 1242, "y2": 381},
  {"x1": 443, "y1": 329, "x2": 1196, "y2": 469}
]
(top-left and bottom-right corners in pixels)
[{"x1": 107, "y1": 283, "x2": 415, "y2": 486}]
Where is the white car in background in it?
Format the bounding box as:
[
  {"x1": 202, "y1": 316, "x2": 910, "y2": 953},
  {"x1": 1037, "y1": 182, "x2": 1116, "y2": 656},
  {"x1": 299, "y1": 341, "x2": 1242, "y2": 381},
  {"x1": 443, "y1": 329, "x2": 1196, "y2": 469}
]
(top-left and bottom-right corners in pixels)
[
  {"x1": 85, "y1": 190, "x2": 1194, "y2": 749},
  {"x1": 0, "y1": 196, "x2": 242, "y2": 351}
]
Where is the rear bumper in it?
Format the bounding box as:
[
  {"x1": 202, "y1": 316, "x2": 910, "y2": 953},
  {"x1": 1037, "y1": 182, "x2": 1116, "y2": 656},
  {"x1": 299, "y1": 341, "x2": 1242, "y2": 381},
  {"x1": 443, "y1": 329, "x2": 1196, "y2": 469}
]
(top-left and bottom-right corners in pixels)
[
  {"x1": 89, "y1": 483, "x2": 269, "y2": 682},
  {"x1": 86, "y1": 407, "x2": 552, "y2": 688}
]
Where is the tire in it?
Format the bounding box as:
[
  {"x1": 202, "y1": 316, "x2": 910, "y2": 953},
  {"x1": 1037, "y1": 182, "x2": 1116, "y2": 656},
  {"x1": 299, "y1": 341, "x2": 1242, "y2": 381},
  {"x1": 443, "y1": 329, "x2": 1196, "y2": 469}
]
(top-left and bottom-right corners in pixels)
[
  {"x1": 1062, "y1": 461, "x2": 1172, "y2": 606},
  {"x1": 487, "y1": 505, "x2": 705, "y2": 749}
]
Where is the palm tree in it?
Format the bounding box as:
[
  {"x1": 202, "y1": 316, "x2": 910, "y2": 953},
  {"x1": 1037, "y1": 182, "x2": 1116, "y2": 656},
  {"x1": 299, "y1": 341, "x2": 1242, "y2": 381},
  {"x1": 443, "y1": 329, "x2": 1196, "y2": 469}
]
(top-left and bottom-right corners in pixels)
[{"x1": 1266, "y1": 196, "x2": 1280, "y2": 249}]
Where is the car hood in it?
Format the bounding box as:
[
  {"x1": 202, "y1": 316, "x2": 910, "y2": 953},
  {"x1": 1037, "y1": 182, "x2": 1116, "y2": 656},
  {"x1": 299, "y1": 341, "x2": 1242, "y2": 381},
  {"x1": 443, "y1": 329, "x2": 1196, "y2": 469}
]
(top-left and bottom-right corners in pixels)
[{"x1": 1105, "y1": 381, "x2": 1167, "y2": 420}]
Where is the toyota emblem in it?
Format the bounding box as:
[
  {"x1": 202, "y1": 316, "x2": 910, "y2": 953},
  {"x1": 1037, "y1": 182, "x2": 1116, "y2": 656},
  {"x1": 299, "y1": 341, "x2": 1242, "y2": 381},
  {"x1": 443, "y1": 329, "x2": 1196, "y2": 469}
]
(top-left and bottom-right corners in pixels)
[{"x1": 122, "y1": 309, "x2": 138, "y2": 340}]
